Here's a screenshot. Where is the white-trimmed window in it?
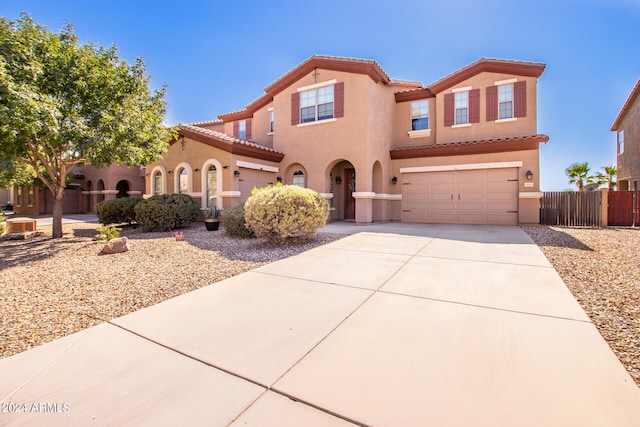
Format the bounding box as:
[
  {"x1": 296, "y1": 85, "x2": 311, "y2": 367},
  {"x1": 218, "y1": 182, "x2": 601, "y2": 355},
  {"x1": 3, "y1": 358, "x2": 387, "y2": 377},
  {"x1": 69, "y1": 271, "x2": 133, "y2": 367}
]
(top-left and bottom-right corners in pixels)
[
  {"x1": 455, "y1": 92, "x2": 468, "y2": 125},
  {"x1": 27, "y1": 186, "x2": 35, "y2": 206},
  {"x1": 153, "y1": 171, "x2": 163, "y2": 195},
  {"x1": 411, "y1": 100, "x2": 429, "y2": 130},
  {"x1": 300, "y1": 85, "x2": 334, "y2": 123},
  {"x1": 238, "y1": 120, "x2": 246, "y2": 139},
  {"x1": 16, "y1": 186, "x2": 22, "y2": 206},
  {"x1": 269, "y1": 110, "x2": 274, "y2": 133},
  {"x1": 178, "y1": 168, "x2": 188, "y2": 194},
  {"x1": 498, "y1": 84, "x2": 514, "y2": 119},
  {"x1": 292, "y1": 170, "x2": 305, "y2": 187},
  {"x1": 618, "y1": 130, "x2": 625, "y2": 154},
  {"x1": 206, "y1": 165, "x2": 217, "y2": 208}
]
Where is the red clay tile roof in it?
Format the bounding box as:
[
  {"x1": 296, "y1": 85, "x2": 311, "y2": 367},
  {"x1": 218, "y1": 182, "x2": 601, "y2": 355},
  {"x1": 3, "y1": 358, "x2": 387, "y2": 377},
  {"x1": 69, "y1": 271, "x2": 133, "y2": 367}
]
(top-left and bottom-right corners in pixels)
[
  {"x1": 188, "y1": 119, "x2": 223, "y2": 127},
  {"x1": 427, "y1": 58, "x2": 546, "y2": 94},
  {"x1": 177, "y1": 123, "x2": 284, "y2": 162},
  {"x1": 611, "y1": 78, "x2": 640, "y2": 131},
  {"x1": 390, "y1": 134, "x2": 549, "y2": 159}
]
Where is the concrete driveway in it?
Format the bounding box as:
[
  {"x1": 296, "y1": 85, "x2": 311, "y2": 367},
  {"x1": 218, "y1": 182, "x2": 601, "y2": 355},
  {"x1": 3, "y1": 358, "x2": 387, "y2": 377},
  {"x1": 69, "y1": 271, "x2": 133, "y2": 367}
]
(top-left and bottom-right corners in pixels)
[{"x1": 1, "y1": 223, "x2": 639, "y2": 426}]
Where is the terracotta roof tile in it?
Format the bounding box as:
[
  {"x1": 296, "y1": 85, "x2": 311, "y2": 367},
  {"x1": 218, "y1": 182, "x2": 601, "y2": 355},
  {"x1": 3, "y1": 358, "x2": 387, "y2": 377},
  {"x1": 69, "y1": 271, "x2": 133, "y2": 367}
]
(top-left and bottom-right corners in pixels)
[
  {"x1": 188, "y1": 119, "x2": 223, "y2": 127},
  {"x1": 611, "y1": 78, "x2": 640, "y2": 131},
  {"x1": 390, "y1": 134, "x2": 549, "y2": 159},
  {"x1": 179, "y1": 123, "x2": 282, "y2": 154}
]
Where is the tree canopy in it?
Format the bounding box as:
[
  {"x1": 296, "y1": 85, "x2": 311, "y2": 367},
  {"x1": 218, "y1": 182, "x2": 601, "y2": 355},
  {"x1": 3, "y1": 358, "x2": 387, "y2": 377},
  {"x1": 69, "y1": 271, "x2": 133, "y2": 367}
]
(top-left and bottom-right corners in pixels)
[
  {"x1": 0, "y1": 14, "x2": 175, "y2": 237},
  {"x1": 595, "y1": 165, "x2": 617, "y2": 191},
  {"x1": 565, "y1": 162, "x2": 594, "y2": 191}
]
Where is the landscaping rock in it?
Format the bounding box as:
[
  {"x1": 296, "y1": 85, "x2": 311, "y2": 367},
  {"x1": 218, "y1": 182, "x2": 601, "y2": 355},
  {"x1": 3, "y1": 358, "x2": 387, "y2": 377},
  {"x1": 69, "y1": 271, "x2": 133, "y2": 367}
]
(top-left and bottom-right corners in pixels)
[{"x1": 102, "y1": 237, "x2": 130, "y2": 254}]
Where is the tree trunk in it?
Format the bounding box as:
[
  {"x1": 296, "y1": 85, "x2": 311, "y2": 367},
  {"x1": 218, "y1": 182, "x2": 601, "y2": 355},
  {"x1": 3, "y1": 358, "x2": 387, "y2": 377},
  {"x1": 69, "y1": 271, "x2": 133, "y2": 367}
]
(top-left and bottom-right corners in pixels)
[{"x1": 52, "y1": 186, "x2": 65, "y2": 238}]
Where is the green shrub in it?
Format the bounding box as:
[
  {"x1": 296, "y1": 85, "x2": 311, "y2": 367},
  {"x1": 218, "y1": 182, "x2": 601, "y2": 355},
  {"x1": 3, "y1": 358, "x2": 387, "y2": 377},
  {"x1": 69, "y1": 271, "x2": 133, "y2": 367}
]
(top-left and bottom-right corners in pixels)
[
  {"x1": 220, "y1": 204, "x2": 255, "y2": 238},
  {"x1": 95, "y1": 224, "x2": 121, "y2": 241},
  {"x1": 134, "y1": 193, "x2": 199, "y2": 232},
  {"x1": 0, "y1": 213, "x2": 6, "y2": 234},
  {"x1": 244, "y1": 185, "x2": 329, "y2": 242},
  {"x1": 95, "y1": 197, "x2": 141, "y2": 225}
]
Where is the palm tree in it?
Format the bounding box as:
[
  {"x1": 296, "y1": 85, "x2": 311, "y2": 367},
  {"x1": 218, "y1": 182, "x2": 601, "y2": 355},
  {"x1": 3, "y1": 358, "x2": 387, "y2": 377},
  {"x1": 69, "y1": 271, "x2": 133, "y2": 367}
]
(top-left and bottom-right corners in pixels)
[
  {"x1": 565, "y1": 162, "x2": 594, "y2": 191},
  {"x1": 595, "y1": 165, "x2": 617, "y2": 190}
]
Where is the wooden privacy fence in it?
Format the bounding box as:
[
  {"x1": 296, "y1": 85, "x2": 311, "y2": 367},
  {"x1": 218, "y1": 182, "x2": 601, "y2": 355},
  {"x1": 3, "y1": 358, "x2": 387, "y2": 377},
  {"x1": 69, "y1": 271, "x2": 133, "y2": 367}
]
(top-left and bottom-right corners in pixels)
[
  {"x1": 540, "y1": 191, "x2": 602, "y2": 227},
  {"x1": 608, "y1": 191, "x2": 640, "y2": 226}
]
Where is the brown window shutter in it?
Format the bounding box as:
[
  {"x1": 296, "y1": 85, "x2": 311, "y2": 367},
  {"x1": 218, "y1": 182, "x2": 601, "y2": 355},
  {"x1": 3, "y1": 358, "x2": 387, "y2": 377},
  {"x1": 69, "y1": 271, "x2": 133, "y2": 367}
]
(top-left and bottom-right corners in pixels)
[
  {"x1": 469, "y1": 89, "x2": 480, "y2": 123},
  {"x1": 486, "y1": 86, "x2": 498, "y2": 121},
  {"x1": 291, "y1": 92, "x2": 300, "y2": 125},
  {"x1": 233, "y1": 121, "x2": 239, "y2": 138},
  {"x1": 514, "y1": 81, "x2": 527, "y2": 117},
  {"x1": 245, "y1": 118, "x2": 252, "y2": 140},
  {"x1": 444, "y1": 93, "x2": 454, "y2": 127},
  {"x1": 334, "y1": 82, "x2": 344, "y2": 118}
]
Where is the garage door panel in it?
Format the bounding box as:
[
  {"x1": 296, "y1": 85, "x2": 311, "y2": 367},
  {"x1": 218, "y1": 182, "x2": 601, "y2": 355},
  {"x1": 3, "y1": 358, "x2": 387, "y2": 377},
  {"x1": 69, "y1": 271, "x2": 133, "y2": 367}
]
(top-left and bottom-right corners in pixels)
[{"x1": 402, "y1": 167, "x2": 518, "y2": 225}]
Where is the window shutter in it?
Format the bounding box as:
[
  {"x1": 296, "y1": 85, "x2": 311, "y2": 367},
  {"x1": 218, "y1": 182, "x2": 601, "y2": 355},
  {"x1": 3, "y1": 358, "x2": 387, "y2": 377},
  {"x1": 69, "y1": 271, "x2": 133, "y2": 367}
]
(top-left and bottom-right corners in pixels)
[
  {"x1": 245, "y1": 118, "x2": 252, "y2": 140},
  {"x1": 469, "y1": 89, "x2": 480, "y2": 123},
  {"x1": 444, "y1": 93, "x2": 454, "y2": 127},
  {"x1": 334, "y1": 82, "x2": 344, "y2": 118},
  {"x1": 233, "y1": 121, "x2": 239, "y2": 138},
  {"x1": 291, "y1": 92, "x2": 300, "y2": 125},
  {"x1": 514, "y1": 80, "x2": 527, "y2": 117},
  {"x1": 486, "y1": 86, "x2": 498, "y2": 121}
]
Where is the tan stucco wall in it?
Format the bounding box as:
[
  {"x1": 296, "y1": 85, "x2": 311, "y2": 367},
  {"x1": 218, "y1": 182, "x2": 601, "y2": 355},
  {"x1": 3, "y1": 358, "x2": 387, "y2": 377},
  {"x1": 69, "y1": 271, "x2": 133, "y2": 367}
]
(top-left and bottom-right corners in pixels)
[
  {"x1": 617, "y1": 91, "x2": 640, "y2": 188},
  {"x1": 434, "y1": 73, "x2": 539, "y2": 144},
  {"x1": 393, "y1": 98, "x2": 437, "y2": 148}
]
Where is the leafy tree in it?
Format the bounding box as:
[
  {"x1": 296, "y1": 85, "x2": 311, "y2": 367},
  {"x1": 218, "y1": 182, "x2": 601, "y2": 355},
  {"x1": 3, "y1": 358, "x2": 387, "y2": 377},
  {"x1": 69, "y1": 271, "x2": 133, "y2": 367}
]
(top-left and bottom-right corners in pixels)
[
  {"x1": 595, "y1": 165, "x2": 617, "y2": 190},
  {"x1": 565, "y1": 162, "x2": 594, "y2": 191},
  {"x1": 0, "y1": 14, "x2": 175, "y2": 237}
]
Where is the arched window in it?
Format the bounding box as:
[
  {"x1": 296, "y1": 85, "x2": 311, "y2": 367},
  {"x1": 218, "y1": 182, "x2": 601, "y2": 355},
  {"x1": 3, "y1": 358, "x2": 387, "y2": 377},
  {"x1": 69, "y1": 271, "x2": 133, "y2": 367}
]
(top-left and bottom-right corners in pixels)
[
  {"x1": 292, "y1": 170, "x2": 305, "y2": 187},
  {"x1": 178, "y1": 168, "x2": 188, "y2": 194},
  {"x1": 206, "y1": 165, "x2": 217, "y2": 208},
  {"x1": 153, "y1": 171, "x2": 163, "y2": 195}
]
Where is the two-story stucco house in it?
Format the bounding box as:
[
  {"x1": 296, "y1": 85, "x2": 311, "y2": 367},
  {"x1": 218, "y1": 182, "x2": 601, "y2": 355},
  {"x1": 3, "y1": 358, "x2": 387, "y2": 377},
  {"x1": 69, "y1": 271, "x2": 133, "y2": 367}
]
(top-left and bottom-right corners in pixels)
[
  {"x1": 611, "y1": 78, "x2": 640, "y2": 191},
  {"x1": 145, "y1": 55, "x2": 548, "y2": 225}
]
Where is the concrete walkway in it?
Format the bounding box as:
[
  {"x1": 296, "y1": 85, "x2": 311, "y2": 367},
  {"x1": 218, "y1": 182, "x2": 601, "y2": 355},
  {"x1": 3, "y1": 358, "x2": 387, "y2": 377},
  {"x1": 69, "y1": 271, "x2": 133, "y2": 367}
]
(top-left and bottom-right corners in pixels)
[{"x1": 1, "y1": 224, "x2": 640, "y2": 426}]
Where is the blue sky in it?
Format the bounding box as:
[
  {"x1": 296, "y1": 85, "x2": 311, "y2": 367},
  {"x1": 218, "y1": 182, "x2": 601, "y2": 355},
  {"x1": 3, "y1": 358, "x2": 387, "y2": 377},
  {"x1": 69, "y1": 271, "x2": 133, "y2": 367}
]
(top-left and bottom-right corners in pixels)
[{"x1": 2, "y1": 0, "x2": 639, "y2": 190}]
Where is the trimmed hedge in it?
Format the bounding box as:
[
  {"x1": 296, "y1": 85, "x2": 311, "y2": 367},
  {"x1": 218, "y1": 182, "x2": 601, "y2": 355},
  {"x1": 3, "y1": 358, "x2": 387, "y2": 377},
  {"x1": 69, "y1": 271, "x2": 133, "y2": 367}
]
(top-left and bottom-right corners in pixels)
[
  {"x1": 95, "y1": 197, "x2": 141, "y2": 225},
  {"x1": 134, "y1": 193, "x2": 199, "y2": 232},
  {"x1": 244, "y1": 184, "x2": 329, "y2": 242},
  {"x1": 220, "y1": 204, "x2": 255, "y2": 238}
]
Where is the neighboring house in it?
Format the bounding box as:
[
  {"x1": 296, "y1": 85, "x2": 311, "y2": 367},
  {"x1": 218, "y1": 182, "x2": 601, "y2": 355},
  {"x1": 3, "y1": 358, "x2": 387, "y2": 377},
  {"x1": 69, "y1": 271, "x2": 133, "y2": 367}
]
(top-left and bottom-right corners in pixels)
[
  {"x1": 13, "y1": 164, "x2": 145, "y2": 215},
  {"x1": 611, "y1": 78, "x2": 640, "y2": 191},
  {"x1": 0, "y1": 188, "x2": 12, "y2": 208},
  {"x1": 146, "y1": 55, "x2": 548, "y2": 225}
]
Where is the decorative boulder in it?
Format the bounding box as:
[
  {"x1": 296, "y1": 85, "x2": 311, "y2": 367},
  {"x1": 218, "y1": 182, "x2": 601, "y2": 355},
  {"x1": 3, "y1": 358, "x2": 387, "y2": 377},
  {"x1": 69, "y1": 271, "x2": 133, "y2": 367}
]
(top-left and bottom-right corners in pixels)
[{"x1": 102, "y1": 237, "x2": 130, "y2": 254}]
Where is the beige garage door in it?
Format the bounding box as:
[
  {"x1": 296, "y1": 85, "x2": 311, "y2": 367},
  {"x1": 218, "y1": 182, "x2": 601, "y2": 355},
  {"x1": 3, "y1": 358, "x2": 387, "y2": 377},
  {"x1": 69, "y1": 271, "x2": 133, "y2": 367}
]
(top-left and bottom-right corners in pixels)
[
  {"x1": 238, "y1": 168, "x2": 277, "y2": 202},
  {"x1": 402, "y1": 168, "x2": 518, "y2": 225}
]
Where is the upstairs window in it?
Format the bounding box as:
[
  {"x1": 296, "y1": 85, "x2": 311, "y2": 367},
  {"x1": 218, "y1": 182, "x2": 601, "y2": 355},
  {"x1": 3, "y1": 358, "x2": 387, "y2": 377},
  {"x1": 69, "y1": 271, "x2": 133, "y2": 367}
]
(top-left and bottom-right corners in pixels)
[
  {"x1": 238, "y1": 120, "x2": 246, "y2": 139},
  {"x1": 233, "y1": 119, "x2": 251, "y2": 140},
  {"x1": 300, "y1": 85, "x2": 334, "y2": 123},
  {"x1": 269, "y1": 110, "x2": 274, "y2": 133},
  {"x1": 618, "y1": 130, "x2": 625, "y2": 154},
  {"x1": 498, "y1": 84, "x2": 514, "y2": 119},
  {"x1": 411, "y1": 100, "x2": 429, "y2": 130},
  {"x1": 455, "y1": 92, "x2": 469, "y2": 125}
]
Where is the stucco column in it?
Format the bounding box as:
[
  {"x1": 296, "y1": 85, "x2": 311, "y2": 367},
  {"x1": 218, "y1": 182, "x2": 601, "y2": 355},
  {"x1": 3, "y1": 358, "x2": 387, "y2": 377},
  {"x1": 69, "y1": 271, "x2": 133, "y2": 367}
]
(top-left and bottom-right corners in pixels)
[{"x1": 353, "y1": 192, "x2": 374, "y2": 224}]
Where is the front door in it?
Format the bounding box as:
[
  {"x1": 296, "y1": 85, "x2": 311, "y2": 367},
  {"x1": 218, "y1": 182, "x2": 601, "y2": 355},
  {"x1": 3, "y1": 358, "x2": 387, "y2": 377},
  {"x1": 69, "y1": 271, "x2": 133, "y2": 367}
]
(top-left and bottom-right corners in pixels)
[{"x1": 344, "y1": 168, "x2": 356, "y2": 220}]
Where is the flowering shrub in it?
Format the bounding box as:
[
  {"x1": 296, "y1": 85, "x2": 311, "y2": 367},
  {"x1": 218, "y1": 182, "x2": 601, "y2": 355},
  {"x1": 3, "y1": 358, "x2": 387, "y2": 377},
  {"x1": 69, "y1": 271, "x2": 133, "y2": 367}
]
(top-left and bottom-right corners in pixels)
[
  {"x1": 244, "y1": 184, "x2": 329, "y2": 243},
  {"x1": 174, "y1": 231, "x2": 184, "y2": 241}
]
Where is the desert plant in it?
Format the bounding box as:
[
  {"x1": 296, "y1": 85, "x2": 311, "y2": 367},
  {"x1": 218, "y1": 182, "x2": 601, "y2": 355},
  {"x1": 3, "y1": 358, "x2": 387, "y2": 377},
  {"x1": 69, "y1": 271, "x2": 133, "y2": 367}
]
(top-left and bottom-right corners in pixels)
[
  {"x1": 0, "y1": 212, "x2": 6, "y2": 235},
  {"x1": 95, "y1": 224, "x2": 121, "y2": 241},
  {"x1": 95, "y1": 197, "x2": 141, "y2": 225},
  {"x1": 203, "y1": 206, "x2": 221, "y2": 219},
  {"x1": 244, "y1": 184, "x2": 329, "y2": 242},
  {"x1": 220, "y1": 204, "x2": 255, "y2": 238},
  {"x1": 134, "y1": 193, "x2": 199, "y2": 232}
]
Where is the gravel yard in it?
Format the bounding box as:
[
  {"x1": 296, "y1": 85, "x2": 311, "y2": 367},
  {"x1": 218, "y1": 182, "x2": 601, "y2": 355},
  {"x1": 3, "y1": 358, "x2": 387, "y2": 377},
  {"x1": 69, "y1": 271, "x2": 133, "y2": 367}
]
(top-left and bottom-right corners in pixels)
[
  {"x1": 0, "y1": 221, "x2": 347, "y2": 359},
  {"x1": 1, "y1": 222, "x2": 638, "y2": 387},
  {"x1": 522, "y1": 225, "x2": 640, "y2": 386}
]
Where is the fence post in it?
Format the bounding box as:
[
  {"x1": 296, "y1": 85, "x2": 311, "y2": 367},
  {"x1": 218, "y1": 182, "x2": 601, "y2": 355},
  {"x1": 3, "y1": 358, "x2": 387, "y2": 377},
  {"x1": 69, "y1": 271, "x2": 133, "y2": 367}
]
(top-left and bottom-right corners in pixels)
[{"x1": 600, "y1": 188, "x2": 608, "y2": 227}]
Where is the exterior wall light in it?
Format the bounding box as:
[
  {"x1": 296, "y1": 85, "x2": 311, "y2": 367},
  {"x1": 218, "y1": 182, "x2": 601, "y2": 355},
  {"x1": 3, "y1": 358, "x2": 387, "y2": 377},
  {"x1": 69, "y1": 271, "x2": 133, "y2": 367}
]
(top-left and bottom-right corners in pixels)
[
  {"x1": 391, "y1": 176, "x2": 398, "y2": 185},
  {"x1": 525, "y1": 170, "x2": 533, "y2": 180},
  {"x1": 234, "y1": 170, "x2": 241, "y2": 177},
  {"x1": 194, "y1": 168, "x2": 200, "y2": 172},
  {"x1": 277, "y1": 176, "x2": 282, "y2": 183}
]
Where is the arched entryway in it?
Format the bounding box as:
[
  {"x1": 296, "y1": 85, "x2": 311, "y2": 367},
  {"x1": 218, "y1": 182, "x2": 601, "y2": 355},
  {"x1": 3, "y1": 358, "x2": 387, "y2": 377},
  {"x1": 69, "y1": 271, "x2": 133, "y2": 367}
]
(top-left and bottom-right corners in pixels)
[
  {"x1": 116, "y1": 180, "x2": 130, "y2": 198},
  {"x1": 327, "y1": 160, "x2": 356, "y2": 221},
  {"x1": 96, "y1": 180, "x2": 105, "y2": 204}
]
